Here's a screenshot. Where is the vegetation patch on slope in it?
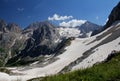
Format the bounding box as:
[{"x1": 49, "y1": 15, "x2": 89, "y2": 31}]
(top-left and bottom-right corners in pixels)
[
  {"x1": 55, "y1": 37, "x2": 75, "y2": 56},
  {"x1": 28, "y1": 52, "x2": 120, "y2": 81},
  {"x1": 0, "y1": 67, "x2": 12, "y2": 74}
]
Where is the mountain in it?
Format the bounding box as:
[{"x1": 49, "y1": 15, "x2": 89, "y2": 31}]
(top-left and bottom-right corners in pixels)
[
  {"x1": 0, "y1": 2, "x2": 120, "y2": 80},
  {"x1": 0, "y1": 2, "x2": 119, "y2": 81},
  {"x1": 0, "y1": 19, "x2": 7, "y2": 32},
  {"x1": 7, "y1": 23, "x2": 21, "y2": 33},
  {"x1": 0, "y1": 20, "x2": 22, "y2": 33},
  {"x1": 0, "y1": 19, "x2": 26, "y2": 66},
  {"x1": 22, "y1": 21, "x2": 58, "y2": 38},
  {"x1": 77, "y1": 21, "x2": 101, "y2": 37},
  {"x1": 104, "y1": 2, "x2": 120, "y2": 30},
  {"x1": 57, "y1": 21, "x2": 101, "y2": 38},
  {"x1": 20, "y1": 21, "x2": 60, "y2": 57},
  {"x1": 3, "y1": 20, "x2": 120, "y2": 81},
  {"x1": 57, "y1": 27, "x2": 80, "y2": 38},
  {"x1": 0, "y1": 20, "x2": 61, "y2": 66},
  {"x1": 91, "y1": 2, "x2": 120, "y2": 36},
  {"x1": 5, "y1": 21, "x2": 62, "y2": 66}
]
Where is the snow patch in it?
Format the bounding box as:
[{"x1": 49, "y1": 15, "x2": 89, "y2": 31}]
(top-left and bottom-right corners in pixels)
[
  {"x1": 57, "y1": 27, "x2": 80, "y2": 38},
  {"x1": 0, "y1": 72, "x2": 10, "y2": 81}
]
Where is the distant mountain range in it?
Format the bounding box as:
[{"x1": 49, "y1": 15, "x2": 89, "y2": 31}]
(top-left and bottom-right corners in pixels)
[{"x1": 0, "y1": 16, "x2": 102, "y2": 66}]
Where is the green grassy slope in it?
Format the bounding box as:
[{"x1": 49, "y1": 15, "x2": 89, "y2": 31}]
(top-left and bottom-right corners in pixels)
[{"x1": 28, "y1": 52, "x2": 120, "y2": 81}]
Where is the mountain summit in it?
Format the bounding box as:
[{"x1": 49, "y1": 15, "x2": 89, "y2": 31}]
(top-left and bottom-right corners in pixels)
[
  {"x1": 20, "y1": 21, "x2": 60, "y2": 57},
  {"x1": 0, "y1": 19, "x2": 7, "y2": 32},
  {"x1": 58, "y1": 21, "x2": 101, "y2": 38}
]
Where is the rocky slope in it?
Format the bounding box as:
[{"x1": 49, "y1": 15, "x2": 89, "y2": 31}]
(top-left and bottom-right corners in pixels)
[
  {"x1": 0, "y1": 19, "x2": 7, "y2": 32},
  {"x1": 92, "y1": 1, "x2": 120, "y2": 36},
  {"x1": 104, "y1": 2, "x2": 120, "y2": 30},
  {"x1": 5, "y1": 21, "x2": 62, "y2": 66},
  {"x1": 7, "y1": 23, "x2": 21, "y2": 33},
  {"x1": 0, "y1": 20, "x2": 61, "y2": 66},
  {"x1": 0, "y1": 20, "x2": 25, "y2": 66},
  {"x1": 78, "y1": 21, "x2": 101, "y2": 37},
  {"x1": 20, "y1": 21, "x2": 60, "y2": 57}
]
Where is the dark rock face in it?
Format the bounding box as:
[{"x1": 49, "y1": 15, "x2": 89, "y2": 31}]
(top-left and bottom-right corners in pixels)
[
  {"x1": 79, "y1": 21, "x2": 101, "y2": 33},
  {"x1": 0, "y1": 20, "x2": 25, "y2": 66},
  {"x1": 0, "y1": 19, "x2": 7, "y2": 32},
  {"x1": 25, "y1": 22, "x2": 41, "y2": 30},
  {"x1": 0, "y1": 19, "x2": 22, "y2": 33},
  {"x1": 77, "y1": 21, "x2": 101, "y2": 37},
  {"x1": 32, "y1": 22, "x2": 59, "y2": 45},
  {"x1": 19, "y1": 21, "x2": 60, "y2": 57},
  {"x1": 0, "y1": 33, "x2": 16, "y2": 48},
  {"x1": 91, "y1": 2, "x2": 120, "y2": 36},
  {"x1": 0, "y1": 20, "x2": 60, "y2": 66},
  {"x1": 6, "y1": 21, "x2": 61, "y2": 66},
  {"x1": 104, "y1": 2, "x2": 120, "y2": 30},
  {"x1": 0, "y1": 21, "x2": 23, "y2": 49}
]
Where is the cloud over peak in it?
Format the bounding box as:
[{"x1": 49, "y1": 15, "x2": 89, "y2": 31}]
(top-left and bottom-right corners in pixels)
[
  {"x1": 48, "y1": 14, "x2": 87, "y2": 27},
  {"x1": 59, "y1": 19, "x2": 86, "y2": 27},
  {"x1": 48, "y1": 14, "x2": 73, "y2": 21}
]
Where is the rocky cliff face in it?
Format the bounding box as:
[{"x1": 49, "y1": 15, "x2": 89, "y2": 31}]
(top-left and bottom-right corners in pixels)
[
  {"x1": 0, "y1": 19, "x2": 25, "y2": 66},
  {"x1": 20, "y1": 21, "x2": 60, "y2": 57},
  {"x1": 0, "y1": 19, "x2": 7, "y2": 32},
  {"x1": 91, "y1": 2, "x2": 120, "y2": 36},
  {"x1": 78, "y1": 21, "x2": 101, "y2": 37},
  {"x1": 104, "y1": 2, "x2": 120, "y2": 30},
  {"x1": 7, "y1": 23, "x2": 21, "y2": 33},
  {"x1": 4, "y1": 21, "x2": 61, "y2": 66}
]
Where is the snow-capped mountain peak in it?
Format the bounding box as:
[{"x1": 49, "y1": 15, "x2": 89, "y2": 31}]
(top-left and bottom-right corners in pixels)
[
  {"x1": 57, "y1": 21, "x2": 101, "y2": 38},
  {"x1": 57, "y1": 27, "x2": 80, "y2": 38}
]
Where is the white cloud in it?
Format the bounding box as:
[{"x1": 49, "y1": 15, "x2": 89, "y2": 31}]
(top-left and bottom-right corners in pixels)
[
  {"x1": 17, "y1": 8, "x2": 24, "y2": 12},
  {"x1": 59, "y1": 19, "x2": 86, "y2": 27},
  {"x1": 48, "y1": 14, "x2": 73, "y2": 21}
]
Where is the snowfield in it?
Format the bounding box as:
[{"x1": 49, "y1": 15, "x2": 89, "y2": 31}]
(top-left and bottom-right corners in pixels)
[
  {"x1": 57, "y1": 27, "x2": 94, "y2": 38},
  {"x1": 72, "y1": 35, "x2": 120, "y2": 70},
  {"x1": 0, "y1": 72, "x2": 10, "y2": 81},
  {"x1": 0, "y1": 22, "x2": 120, "y2": 81},
  {"x1": 57, "y1": 27, "x2": 81, "y2": 38}
]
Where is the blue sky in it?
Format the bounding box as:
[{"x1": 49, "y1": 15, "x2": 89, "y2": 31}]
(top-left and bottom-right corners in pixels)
[{"x1": 0, "y1": 0, "x2": 119, "y2": 28}]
